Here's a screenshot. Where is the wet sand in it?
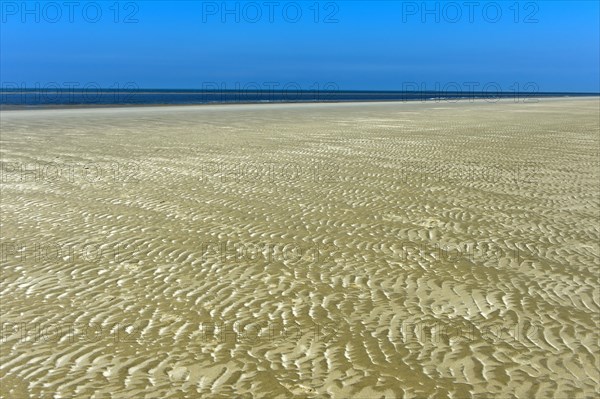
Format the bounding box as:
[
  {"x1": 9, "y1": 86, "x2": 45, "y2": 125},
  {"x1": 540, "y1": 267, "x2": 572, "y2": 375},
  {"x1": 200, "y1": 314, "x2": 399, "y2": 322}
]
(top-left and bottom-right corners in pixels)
[{"x1": 1, "y1": 98, "x2": 599, "y2": 398}]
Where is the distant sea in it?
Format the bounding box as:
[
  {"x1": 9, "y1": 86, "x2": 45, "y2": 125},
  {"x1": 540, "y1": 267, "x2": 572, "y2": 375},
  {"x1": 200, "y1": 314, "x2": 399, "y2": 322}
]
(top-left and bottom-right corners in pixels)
[{"x1": 0, "y1": 89, "x2": 597, "y2": 110}]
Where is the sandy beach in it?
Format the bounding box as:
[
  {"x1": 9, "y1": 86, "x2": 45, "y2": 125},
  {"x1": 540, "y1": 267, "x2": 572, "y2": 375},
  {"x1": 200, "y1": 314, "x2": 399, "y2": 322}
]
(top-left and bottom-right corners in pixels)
[{"x1": 1, "y1": 98, "x2": 599, "y2": 398}]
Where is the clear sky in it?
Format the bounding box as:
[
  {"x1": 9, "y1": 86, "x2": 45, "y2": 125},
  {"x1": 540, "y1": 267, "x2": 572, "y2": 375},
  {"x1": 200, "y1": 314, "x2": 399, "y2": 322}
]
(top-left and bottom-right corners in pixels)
[{"x1": 1, "y1": 1, "x2": 599, "y2": 92}]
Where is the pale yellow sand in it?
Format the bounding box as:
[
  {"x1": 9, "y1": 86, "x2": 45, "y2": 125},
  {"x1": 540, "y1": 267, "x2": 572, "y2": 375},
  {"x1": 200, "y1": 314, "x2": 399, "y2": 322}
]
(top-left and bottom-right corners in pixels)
[{"x1": 1, "y1": 98, "x2": 599, "y2": 398}]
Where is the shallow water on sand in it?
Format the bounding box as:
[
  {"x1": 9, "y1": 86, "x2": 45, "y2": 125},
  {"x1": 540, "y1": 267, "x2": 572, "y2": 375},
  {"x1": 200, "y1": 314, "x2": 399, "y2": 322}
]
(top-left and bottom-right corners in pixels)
[{"x1": 1, "y1": 99, "x2": 599, "y2": 398}]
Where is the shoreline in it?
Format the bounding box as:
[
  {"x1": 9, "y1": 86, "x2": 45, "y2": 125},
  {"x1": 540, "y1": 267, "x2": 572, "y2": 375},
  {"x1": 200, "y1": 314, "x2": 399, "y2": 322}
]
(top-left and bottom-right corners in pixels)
[{"x1": 1, "y1": 95, "x2": 598, "y2": 112}]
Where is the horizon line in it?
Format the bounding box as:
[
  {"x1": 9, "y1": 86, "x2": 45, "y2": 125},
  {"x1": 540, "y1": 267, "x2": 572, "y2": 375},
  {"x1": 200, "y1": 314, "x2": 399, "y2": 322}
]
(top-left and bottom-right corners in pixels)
[{"x1": 1, "y1": 89, "x2": 599, "y2": 94}]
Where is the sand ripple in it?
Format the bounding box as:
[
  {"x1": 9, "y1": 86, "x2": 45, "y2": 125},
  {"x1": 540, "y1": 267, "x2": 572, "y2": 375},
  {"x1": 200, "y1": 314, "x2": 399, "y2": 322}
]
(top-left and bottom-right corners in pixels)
[{"x1": 1, "y1": 99, "x2": 599, "y2": 398}]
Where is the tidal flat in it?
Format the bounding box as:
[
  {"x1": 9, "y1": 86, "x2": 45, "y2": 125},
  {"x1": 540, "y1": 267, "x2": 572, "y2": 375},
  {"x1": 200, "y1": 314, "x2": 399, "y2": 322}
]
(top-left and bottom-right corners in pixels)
[{"x1": 1, "y1": 98, "x2": 599, "y2": 398}]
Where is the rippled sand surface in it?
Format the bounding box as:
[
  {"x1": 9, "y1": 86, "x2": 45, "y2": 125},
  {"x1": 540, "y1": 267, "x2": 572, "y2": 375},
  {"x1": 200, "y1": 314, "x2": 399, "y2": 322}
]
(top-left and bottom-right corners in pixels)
[{"x1": 1, "y1": 98, "x2": 599, "y2": 398}]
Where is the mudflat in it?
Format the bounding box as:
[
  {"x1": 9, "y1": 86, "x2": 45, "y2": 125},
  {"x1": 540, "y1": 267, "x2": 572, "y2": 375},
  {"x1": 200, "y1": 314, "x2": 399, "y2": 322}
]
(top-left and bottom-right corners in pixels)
[{"x1": 1, "y1": 98, "x2": 599, "y2": 398}]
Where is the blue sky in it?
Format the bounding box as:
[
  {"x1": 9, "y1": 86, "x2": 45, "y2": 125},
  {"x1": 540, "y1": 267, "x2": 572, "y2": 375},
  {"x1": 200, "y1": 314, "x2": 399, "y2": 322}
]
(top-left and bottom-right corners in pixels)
[{"x1": 1, "y1": 1, "x2": 599, "y2": 91}]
